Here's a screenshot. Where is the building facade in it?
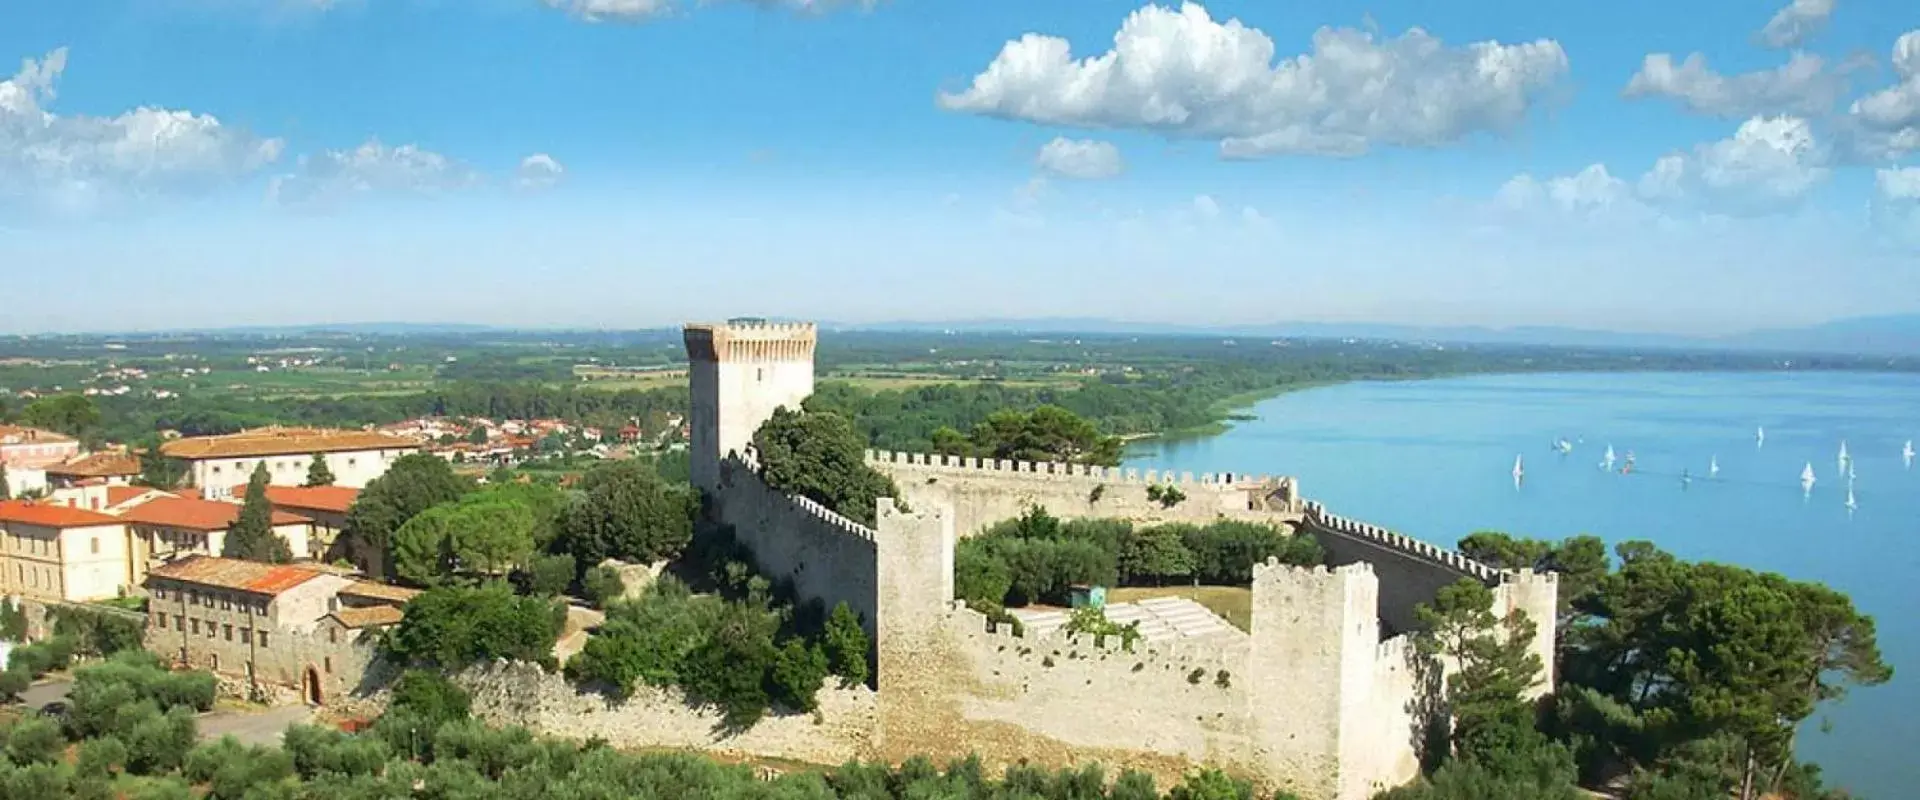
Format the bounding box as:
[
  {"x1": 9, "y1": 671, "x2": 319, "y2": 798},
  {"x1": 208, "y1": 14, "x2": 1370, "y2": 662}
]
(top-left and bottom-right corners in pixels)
[
  {"x1": 0, "y1": 500, "x2": 135, "y2": 602},
  {"x1": 683, "y1": 319, "x2": 817, "y2": 492},
  {"x1": 120, "y1": 496, "x2": 317, "y2": 584},
  {"x1": 0, "y1": 425, "x2": 81, "y2": 470},
  {"x1": 144, "y1": 556, "x2": 411, "y2": 705},
  {"x1": 161, "y1": 427, "x2": 425, "y2": 490},
  {"x1": 43, "y1": 451, "x2": 141, "y2": 489}
]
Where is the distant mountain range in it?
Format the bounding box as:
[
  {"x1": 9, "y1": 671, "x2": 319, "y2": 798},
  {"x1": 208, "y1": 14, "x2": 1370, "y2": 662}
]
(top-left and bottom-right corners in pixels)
[
  {"x1": 36, "y1": 314, "x2": 1920, "y2": 357},
  {"x1": 837, "y1": 314, "x2": 1920, "y2": 356}
]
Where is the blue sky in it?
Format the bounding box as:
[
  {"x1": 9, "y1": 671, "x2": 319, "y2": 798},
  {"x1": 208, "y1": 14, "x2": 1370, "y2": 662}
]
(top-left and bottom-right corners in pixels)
[{"x1": 2, "y1": 0, "x2": 1918, "y2": 335}]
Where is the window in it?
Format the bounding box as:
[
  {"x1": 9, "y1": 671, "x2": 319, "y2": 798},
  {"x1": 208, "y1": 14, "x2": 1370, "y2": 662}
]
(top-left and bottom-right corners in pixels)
[
  {"x1": 347, "y1": 458, "x2": 357, "y2": 467},
  {"x1": 211, "y1": 654, "x2": 219, "y2": 670},
  {"x1": 174, "y1": 615, "x2": 184, "y2": 631},
  {"x1": 207, "y1": 625, "x2": 215, "y2": 639},
  {"x1": 258, "y1": 631, "x2": 269, "y2": 648},
  {"x1": 153, "y1": 612, "x2": 165, "y2": 627},
  {"x1": 323, "y1": 656, "x2": 332, "y2": 674},
  {"x1": 153, "y1": 587, "x2": 165, "y2": 600},
  {"x1": 234, "y1": 461, "x2": 244, "y2": 471},
  {"x1": 328, "y1": 627, "x2": 338, "y2": 644},
  {"x1": 221, "y1": 596, "x2": 230, "y2": 611},
  {"x1": 90, "y1": 537, "x2": 99, "y2": 554},
  {"x1": 757, "y1": 367, "x2": 765, "y2": 382},
  {"x1": 223, "y1": 624, "x2": 233, "y2": 641},
  {"x1": 190, "y1": 619, "x2": 200, "y2": 634},
  {"x1": 240, "y1": 628, "x2": 251, "y2": 645}
]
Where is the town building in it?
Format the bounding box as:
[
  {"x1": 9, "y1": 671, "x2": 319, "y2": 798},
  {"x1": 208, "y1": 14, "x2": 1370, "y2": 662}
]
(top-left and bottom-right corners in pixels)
[
  {"x1": 43, "y1": 451, "x2": 142, "y2": 489},
  {"x1": 144, "y1": 556, "x2": 411, "y2": 705},
  {"x1": 256, "y1": 485, "x2": 358, "y2": 560},
  {"x1": 160, "y1": 427, "x2": 425, "y2": 490},
  {"x1": 0, "y1": 425, "x2": 81, "y2": 470},
  {"x1": 120, "y1": 495, "x2": 318, "y2": 582},
  {"x1": 0, "y1": 500, "x2": 135, "y2": 602}
]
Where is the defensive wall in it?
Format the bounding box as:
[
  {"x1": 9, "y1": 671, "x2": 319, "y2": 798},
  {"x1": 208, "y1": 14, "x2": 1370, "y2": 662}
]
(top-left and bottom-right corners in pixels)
[
  {"x1": 709, "y1": 452, "x2": 882, "y2": 640},
  {"x1": 867, "y1": 449, "x2": 1301, "y2": 536}
]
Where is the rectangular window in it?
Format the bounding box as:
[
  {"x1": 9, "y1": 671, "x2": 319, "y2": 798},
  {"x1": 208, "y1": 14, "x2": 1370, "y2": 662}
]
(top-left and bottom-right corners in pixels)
[
  {"x1": 223, "y1": 624, "x2": 233, "y2": 641},
  {"x1": 328, "y1": 627, "x2": 338, "y2": 644},
  {"x1": 240, "y1": 628, "x2": 251, "y2": 645},
  {"x1": 174, "y1": 614, "x2": 184, "y2": 631},
  {"x1": 221, "y1": 596, "x2": 230, "y2": 611},
  {"x1": 90, "y1": 537, "x2": 99, "y2": 554},
  {"x1": 207, "y1": 625, "x2": 215, "y2": 639},
  {"x1": 258, "y1": 631, "x2": 269, "y2": 648},
  {"x1": 190, "y1": 619, "x2": 200, "y2": 634},
  {"x1": 211, "y1": 653, "x2": 219, "y2": 670},
  {"x1": 323, "y1": 656, "x2": 332, "y2": 674},
  {"x1": 153, "y1": 612, "x2": 165, "y2": 627}
]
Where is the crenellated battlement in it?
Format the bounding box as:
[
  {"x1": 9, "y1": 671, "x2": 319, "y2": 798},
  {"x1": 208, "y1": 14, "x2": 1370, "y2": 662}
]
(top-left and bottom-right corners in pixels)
[
  {"x1": 721, "y1": 454, "x2": 877, "y2": 544},
  {"x1": 867, "y1": 448, "x2": 1287, "y2": 488},
  {"x1": 1301, "y1": 502, "x2": 1499, "y2": 583},
  {"x1": 683, "y1": 320, "x2": 818, "y2": 363}
]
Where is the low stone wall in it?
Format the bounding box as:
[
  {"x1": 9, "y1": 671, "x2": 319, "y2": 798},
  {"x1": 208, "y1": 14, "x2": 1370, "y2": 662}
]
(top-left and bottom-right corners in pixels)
[{"x1": 457, "y1": 660, "x2": 878, "y2": 766}]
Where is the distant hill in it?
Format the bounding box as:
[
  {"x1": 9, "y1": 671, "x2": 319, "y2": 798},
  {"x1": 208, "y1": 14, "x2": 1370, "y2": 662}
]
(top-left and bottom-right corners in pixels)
[{"x1": 842, "y1": 314, "x2": 1920, "y2": 356}]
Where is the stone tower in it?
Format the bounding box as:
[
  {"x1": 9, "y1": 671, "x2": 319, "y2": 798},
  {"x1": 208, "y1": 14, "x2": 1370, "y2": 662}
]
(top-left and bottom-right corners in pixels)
[{"x1": 682, "y1": 319, "x2": 818, "y2": 493}]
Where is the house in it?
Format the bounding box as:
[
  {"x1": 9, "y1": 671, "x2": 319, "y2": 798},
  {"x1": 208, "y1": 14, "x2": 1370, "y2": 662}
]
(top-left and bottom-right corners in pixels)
[
  {"x1": 144, "y1": 556, "x2": 410, "y2": 705},
  {"x1": 46, "y1": 484, "x2": 169, "y2": 514},
  {"x1": 256, "y1": 486, "x2": 358, "y2": 561},
  {"x1": 120, "y1": 496, "x2": 317, "y2": 580},
  {"x1": 160, "y1": 427, "x2": 425, "y2": 490},
  {"x1": 43, "y1": 451, "x2": 142, "y2": 489},
  {"x1": 0, "y1": 500, "x2": 135, "y2": 602},
  {"x1": 0, "y1": 425, "x2": 80, "y2": 470}
]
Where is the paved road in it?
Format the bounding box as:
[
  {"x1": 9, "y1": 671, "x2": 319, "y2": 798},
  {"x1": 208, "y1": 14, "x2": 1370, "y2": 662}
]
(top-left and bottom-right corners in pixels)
[{"x1": 18, "y1": 679, "x2": 313, "y2": 747}]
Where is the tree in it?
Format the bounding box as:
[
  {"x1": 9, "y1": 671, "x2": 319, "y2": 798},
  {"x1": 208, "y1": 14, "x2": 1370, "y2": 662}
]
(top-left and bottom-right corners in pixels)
[
  {"x1": 959, "y1": 405, "x2": 1124, "y2": 466},
  {"x1": 387, "y1": 670, "x2": 471, "y2": 728},
  {"x1": 1118, "y1": 524, "x2": 1194, "y2": 584},
  {"x1": 222, "y1": 464, "x2": 292, "y2": 563},
  {"x1": 385, "y1": 584, "x2": 562, "y2": 670},
  {"x1": 304, "y1": 453, "x2": 336, "y2": 487},
  {"x1": 1416, "y1": 579, "x2": 1545, "y2": 761},
  {"x1": 0, "y1": 461, "x2": 9, "y2": 501},
  {"x1": 581, "y1": 565, "x2": 627, "y2": 607},
  {"x1": 390, "y1": 505, "x2": 458, "y2": 587},
  {"x1": 134, "y1": 440, "x2": 186, "y2": 491},
  {"x1": 767, "y1": 639, "x2": 828, "y2": 712},
  {"x1": 750, "y1": 406, "x2": 900, "y2": 527},
  {"x1": 822, "y1": 601, "x2": 869, "y2": 687},
  {"x1": 19, "y1": 394, "x2": 101, "y2": 438},
  {"x1": 557, "y1": 460, "x2": 696, "y2": 567},
  {"x1": 519, "y1": 553, "x2": 575, "y2": 597},
  {"x1": 344, "y1": 454, "x2": 474, "y2": 580},
  {"x1": 446, "y1": 497, "x2": 536, "y2": 577}
]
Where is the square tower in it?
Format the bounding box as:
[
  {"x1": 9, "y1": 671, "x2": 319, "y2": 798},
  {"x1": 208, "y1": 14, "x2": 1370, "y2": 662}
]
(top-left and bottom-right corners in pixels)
[{"x1": 682, "y1": 319, "x2": 818, "y2": 493}]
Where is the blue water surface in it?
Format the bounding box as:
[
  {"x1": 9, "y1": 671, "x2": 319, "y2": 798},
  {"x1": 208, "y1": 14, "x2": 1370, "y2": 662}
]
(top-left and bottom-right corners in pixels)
[{"x1": 1126, "y1": 371, "x2": 1919, "y2": 797}]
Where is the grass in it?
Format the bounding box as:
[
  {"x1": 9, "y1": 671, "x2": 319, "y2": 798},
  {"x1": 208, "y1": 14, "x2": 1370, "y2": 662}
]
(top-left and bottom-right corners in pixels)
[{"x1": 1106, "y1": 585, "x2": 1253, "y2": 633}]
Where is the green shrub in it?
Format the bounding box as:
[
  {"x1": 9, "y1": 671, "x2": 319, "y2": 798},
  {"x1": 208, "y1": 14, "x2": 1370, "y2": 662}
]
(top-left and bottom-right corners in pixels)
[
  {"x1": 5, "y1": 716, "x2": 67, "y2": 765},
  {"x1": 822, "y1": 602, "x2": 869, "y2": 688},
  {"x1": 768, "y1": 639, "x2": 829, "y2": 713},
  {"x1": 389, "y1": 669, "x2": 472, "y2": 729},
  {"x1": 581, "y1": 565, "x2": 627, "y2": 608}
]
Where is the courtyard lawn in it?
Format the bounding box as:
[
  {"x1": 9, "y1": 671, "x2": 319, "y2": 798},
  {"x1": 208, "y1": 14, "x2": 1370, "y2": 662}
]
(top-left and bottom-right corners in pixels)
[{"x1": 1105, "y1": 585, "x2": 1253, "y2": 633}]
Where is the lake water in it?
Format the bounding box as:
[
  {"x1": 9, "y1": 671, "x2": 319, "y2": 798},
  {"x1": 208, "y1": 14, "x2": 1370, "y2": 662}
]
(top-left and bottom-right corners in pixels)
[{"x1": 1126, "y1": 371, "x2": 1917, "y2": 798}]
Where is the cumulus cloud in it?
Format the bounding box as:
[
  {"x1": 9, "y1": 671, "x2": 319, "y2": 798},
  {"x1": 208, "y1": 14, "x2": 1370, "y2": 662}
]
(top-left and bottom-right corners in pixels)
[
  {"x1": 1844, "y1": 30, "x2": 1920, "y2": 159},
  {"x1": 542, "y1": 0, "x2": 874, "y2": 23},
  {"x1": 937, "y1": 3, "x2": 1569, "y2": 159},
  {"x1": 1759, "y1": 0, "x2": 1835, "y2": 49},
  {"x1": 1035, "y1": 137, "x2": 1123, "y2": 179},
  {"x1": 1624, "y1": 52, "x2": 1855, "y2": 118},
  {"x1": 268, "y1": 139, "x2": 478, "y2": 206},
  {"x1": 516, "y1": 153, "x2": 565, "y2": 189},
  {"x1": 1499, "y1": 117, "x2": 1829, "y2": 219},
  {"x1": 0, "y1": 48, "x2": 284, "y2": 213}
]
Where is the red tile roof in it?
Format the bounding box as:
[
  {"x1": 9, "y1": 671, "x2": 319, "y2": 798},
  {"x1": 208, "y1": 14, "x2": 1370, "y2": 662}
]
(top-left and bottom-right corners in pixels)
[
  {"x1": 118, "y1": 496, "x2": 311, "y2": 532},
  {"x1": 147, "y1": 556, "x2": 324, "y2": 596},
  {"x1": 261, "y1": 485, "x2": 359, "y2": 515},
  {"x1": 107, "y1": 486, "x2": 160, "y2": 507},
  {"x1": 160, "y1": 427, "x2": 423, "y2": 459},
  {"x1": 330, "y1": 605, "x2": 404, "y2": 629},
  {"x1": 0, "y1": 425, "x2": 76, "y2": 446},
  {"x1": 0, "y1": 500, "x2": 123, "y2": 528},
  {"x1": 44, "y1": 452, "x2": 141, "y2": 478}
]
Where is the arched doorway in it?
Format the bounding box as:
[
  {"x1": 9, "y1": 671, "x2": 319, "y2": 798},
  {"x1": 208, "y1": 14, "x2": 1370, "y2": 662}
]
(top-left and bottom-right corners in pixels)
[{"x1": 303, "y1": 666, "x2": 323, "y2": 706}]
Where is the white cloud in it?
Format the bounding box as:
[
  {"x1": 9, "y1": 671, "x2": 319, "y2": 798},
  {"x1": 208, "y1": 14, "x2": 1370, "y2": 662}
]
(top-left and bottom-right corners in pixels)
[
  {"x1": 1034, "y1": 137, "x2": 1123, "y2": 179},
  {"x1": 1872, "y1": 167, "x2": 1920, "y2": 243},
  {"x1": 541, "y1": 0, "x2": 874, "y2": 23},
  {"x1": 1759, "y1": 0, "x2": 1835, "y2": 49},
  {"x1": 516, "y1": 153, "x2": 565, "y2": 189},
  {"x1": 1191, "y1": 194, "x2": 1220, "y2": 218},
  {"x1": 0, "y1": 48, "x2": 284, "y2": 212},
  {"x1": 1878, "y1": 166, "x2": 1920, "y2": 200},
  {"x1": 268, "y1": 139, "x2": 478, "y2": 206},
  {"x1": 1845, "y1": 30, "x2": 1920, "y2": 159},
  {"x1": 1623, "y1": 52, "x2": 1853, "y2": 118},
  {"x1": 1499, "y1": 117, "x2": 1828, "y2": 219},
  {"x1": 937, "y1": 3, "x2": 1568, "y2": 159}
]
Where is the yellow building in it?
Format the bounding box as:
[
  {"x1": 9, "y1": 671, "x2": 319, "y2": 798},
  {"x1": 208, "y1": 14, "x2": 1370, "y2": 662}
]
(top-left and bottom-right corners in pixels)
[{"x1": 0, "y1": 500, "x2": 136, "y2": 602}]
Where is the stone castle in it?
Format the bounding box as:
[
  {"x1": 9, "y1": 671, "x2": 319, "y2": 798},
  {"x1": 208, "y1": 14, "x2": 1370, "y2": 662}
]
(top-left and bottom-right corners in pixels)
[{"x1": 669, "y1": 318, "x2": 1559, "y2": 800}]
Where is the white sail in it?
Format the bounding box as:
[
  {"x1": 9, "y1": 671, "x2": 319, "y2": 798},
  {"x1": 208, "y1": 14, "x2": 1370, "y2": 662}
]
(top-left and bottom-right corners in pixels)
[
  {"x1": 1904, "y1": 440, "x2": 1914, "y2": 469},
  {"x1": 1757, "y1": 426, "x2": 1766, "y2": 448},
  {"x1": 1801, "y1": 462, "x2": 1816, "y2": 486},
  {"x1": 1513, "y1": 455, "x2": 1525, "y2": 479},
  {"x1": 1846, "y1": 485, "x2": 1857, "y2": 510},
  {"x1": 1839, "y1": 440, "x2": 1850, "y2": 472},
  {"x1": 1709, "y1": 456, "x2": 1719, "y2": 477},
  {"x1": 1601, "y1": 445, "x2": 1616, "y2": 470}
]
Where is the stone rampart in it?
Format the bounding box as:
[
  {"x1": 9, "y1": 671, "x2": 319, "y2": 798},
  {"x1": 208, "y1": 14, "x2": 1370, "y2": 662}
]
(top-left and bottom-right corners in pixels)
[
  {"x1": 1297, "y1": 503, "x2": 1497, "y2": 636},
  {"x1": 712, "y1": 455, "x2": 879, "y2": 637},
  {"x1": 868, "y1": 449, "x2": 1300, "y2": 537},
  {"x1": 459, "y1": 660, "x2": 877, "y2": 766}
]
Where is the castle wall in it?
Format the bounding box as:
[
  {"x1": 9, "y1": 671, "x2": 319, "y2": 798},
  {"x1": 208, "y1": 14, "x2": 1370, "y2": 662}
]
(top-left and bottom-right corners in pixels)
[
  {"x1": 712, "y1": 456, "x2": 879, "y2": 638},
  {"x1": 460, "y1": 660, "x2": 877, "y2": 766},
  {"x1": 1493, "y1": 569, "x2": 1560, "y2": 696},
  {"x1": 685, "y1": 321, "x2": 817, "y2": 495},
  {"x1": 1297, "y1": 505, "x2": 1498, "y2": 637},
  {"x1": 868, "y1": 450, "x2": 1299, "y2": 537}
]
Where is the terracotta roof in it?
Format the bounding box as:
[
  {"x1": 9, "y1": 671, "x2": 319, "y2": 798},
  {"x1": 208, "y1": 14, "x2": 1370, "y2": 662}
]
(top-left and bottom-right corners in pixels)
[
  {"x1": 119, "y1": 496, "x2": 312, "y2": 531},
  {"x1": 261, "y1": 485, "x2": 360, "y2": 515},
  {"x1": 0, "y1": 500, "x2": 124, "y2": 528},
  {"x1": 146, "y1": 556, "x2": 323, "y2": 596},
  {"x1": 106, "y1": 486, "x2": 161, "y2": 507},
  {"x1": 339, "y1": 580, "x2": 420, "y2": 604},
  {"x1": 159, "y1": 427, "x2": 424, "y2": 460},
  {"x1": 0, "y1": 425, "x2": 75, "y2": 446},
  {"x1": 330, "y1": 605, "x2": 404, "y2": 629},
  {"x1": 45, "y1": 452, "x2": 141, "y2": 478}
]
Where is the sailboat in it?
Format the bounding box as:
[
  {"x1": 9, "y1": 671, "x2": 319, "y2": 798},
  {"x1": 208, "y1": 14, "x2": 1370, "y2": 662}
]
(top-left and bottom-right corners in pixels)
[
  {"x1": 1838, "y1": 440, "x2": 1851, "y2": 473},
  {"x1": 1904, "y1": 440, "x2": 1914, "y2": 469},
  {"x1": 1801, "y1": 462, "x2": 1817, "y2": 494},
  {"x1": 1846, "y1": 484, "x2": 1858, "y2": 512},
  {"x1": 1622, "y1": 450, "x2": 1636, "y2": 475},
  {"x1": 1601, "y1": 445, "x2": 1616, "y2": 472},
  {"x1": 1552, "y1": 438, "x2": 1573, "y2": 454},
  {"x1": 1512, "y1": 455, "x2": 1525, "y2": 485},
  {"x1": 1757, "y1": 426, "x2": 1766, "y2": 448},
  {"x1": 1709, "y1": 455, "x2": 1720, "y2": 479}
]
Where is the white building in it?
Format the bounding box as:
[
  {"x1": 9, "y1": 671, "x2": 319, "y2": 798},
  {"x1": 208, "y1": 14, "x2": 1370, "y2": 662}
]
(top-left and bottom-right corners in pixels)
[{"x1": 161, "y1": 428, "x2": 425, "y2": 491}]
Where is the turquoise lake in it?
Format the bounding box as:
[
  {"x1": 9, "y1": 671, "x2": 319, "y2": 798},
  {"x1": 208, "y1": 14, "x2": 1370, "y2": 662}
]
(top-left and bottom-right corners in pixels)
[{"x1": 1125, "y1": 371, "x2": 1917, "y2": 798}]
